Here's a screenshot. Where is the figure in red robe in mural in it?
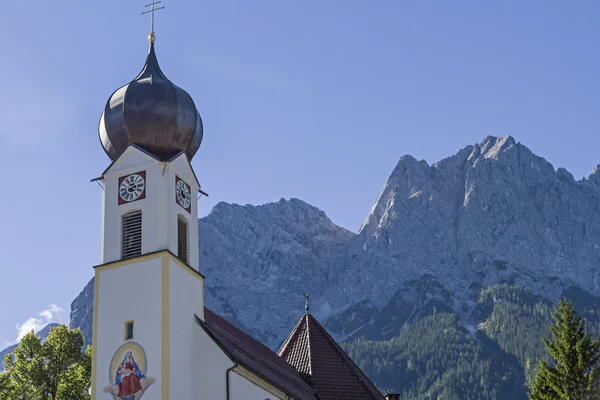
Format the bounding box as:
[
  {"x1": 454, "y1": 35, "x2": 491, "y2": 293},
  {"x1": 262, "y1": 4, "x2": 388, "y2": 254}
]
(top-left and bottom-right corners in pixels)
[{"x1": 115, "y1": 351, "x2": 144, "y2": 398}]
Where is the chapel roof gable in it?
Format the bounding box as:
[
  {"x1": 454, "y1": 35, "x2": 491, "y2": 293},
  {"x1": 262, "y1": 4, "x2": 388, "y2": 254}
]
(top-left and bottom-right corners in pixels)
[{"x1": 278, "y1": 312, "x2": 385, "y2": 400}]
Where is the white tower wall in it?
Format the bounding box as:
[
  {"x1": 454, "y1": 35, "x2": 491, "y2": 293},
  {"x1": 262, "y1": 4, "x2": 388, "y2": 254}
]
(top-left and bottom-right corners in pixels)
[
  {"x1": 93, "y1": 258, "x2": 164, "y2": 399},
  {"x1": 100, "y1": 146, "x2": 200, "y2": 269},
  {"x1": 168, "y1": 258, "x2": 204, "y2": 398},
  {"x1": 92, "y1": 146, "x2": 205, "y2": 400}
]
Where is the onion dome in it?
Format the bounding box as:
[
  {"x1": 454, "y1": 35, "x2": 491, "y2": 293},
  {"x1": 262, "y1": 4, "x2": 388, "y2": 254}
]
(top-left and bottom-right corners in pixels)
[{"x1": 99, "y1": 39, "x2": 203, "y2": 161}]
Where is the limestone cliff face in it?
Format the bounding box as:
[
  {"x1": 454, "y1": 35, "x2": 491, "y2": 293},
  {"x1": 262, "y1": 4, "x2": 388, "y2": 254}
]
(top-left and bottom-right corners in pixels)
[
  {"x1": 321, "y1": 136, "x2": 600, "y2": 339},
  {"x1": 199, "y1": 198, "x2": 356, "y2": 346},
  {"x1": 67, "y1": 136, "x2": 600, "y2": 349},
  {"x1": 69, "y1": 278, "x2": 94, "y2": 348},
  {"x1": 341, "y1": 136, "x2": 600, "y2": 306}
]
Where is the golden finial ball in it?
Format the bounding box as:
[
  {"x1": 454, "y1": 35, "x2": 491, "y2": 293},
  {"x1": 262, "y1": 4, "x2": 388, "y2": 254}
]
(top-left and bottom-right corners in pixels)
[{"x1": 149, "y1": 32, "x2": 156, "y2": 43}]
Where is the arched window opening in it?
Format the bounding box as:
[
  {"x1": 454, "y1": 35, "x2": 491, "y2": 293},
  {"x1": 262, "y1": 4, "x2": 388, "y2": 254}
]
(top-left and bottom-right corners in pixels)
[
  {"x1": 122, "y1": 211, "x2": 142, "y2": 259},
  {"x1": 177, "y1": 215, "x2": 188, "y2": 263}
]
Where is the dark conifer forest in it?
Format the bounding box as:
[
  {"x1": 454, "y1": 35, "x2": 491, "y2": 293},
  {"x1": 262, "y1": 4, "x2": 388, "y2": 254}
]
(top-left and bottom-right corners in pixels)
[{"x1": 343, "y1": 285, "x2": 600, "y2": 399}]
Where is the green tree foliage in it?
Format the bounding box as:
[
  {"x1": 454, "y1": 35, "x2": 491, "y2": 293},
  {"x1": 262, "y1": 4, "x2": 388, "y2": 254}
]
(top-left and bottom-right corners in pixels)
[
  {"x1": 345, "y1": 284, "x2": 600, "y2": 399},
  {"x1": 0, "y1": 369, "x2": 15, "y2": 399},
  {"x1": 529, "y1": 300, "x2": 600, "y2": 400},
  {"x1": 479, "y1": 285, "x2": 600, "y2": 389},
  {"x1": 1, "y1": 324, "x2": 91, "y2": 400},
  {"x1": 479, "y1": 285, "x2": 553, "y2": 386}
]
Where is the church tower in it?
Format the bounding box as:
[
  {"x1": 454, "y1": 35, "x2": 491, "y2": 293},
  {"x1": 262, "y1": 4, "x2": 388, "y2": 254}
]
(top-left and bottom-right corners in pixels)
[{"x1": 90, "y1": 28, "x2": 206, "y2": 400}]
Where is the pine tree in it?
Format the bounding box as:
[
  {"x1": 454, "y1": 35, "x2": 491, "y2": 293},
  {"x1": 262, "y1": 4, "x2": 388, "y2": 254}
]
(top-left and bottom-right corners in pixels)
[{"x1": 529, "y1": 300, "x2": 600, "y2": 400}]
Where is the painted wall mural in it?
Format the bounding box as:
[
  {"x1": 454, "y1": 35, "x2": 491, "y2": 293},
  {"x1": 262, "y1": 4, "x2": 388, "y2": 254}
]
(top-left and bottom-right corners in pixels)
[{"x1": 103, "y1": 342, "x2": 156, "y2": 400}]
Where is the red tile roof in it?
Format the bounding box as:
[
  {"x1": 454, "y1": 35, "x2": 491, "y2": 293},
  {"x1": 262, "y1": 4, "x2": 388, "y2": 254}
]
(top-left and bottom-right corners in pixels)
[
  {"x1": 278, "y1": 313, "x2": 385, "y2": 400},
  {"x1": 199, "y1": 309, "x2": 318, "y2": 400}
]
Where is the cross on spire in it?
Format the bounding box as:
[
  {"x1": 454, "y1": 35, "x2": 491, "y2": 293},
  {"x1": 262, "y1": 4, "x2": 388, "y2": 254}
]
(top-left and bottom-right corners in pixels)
[
  {"x1": 142, "y1": 0, "x2": 165, "y2": 43},
  {"x1": 303, "y1": 293, "x2": 310, "y2": 314}
]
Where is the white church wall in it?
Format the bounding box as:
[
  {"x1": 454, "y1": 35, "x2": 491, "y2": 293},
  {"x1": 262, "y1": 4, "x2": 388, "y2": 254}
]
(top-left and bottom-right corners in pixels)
[
  {"x1": 168, "y1": 258, "x2": 204, "y2": 399},
  {"x1": 165, "y1": 155, "x2": 200, "y2": 269},
  {"x1": 94, "y1": 258, "x2": 163, "y2": 399},
  {"x1": 193, "y1": 321, "x2": 235, "y2": 400},
  {"x1": 101, "y1": 147, "x2": 163, "y2": 264},
  {"x1": 230, "y1": 371, "x2": 285, "y2": 400}
]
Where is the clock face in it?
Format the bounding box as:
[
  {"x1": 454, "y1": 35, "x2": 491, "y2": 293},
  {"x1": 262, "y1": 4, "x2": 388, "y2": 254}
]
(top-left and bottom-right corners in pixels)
[
  {"x1": 175, "y1": 176, "x2": 191, "y2": 212},
  {"x1": 118, "y1": 172, "x2": 146, "y2": 204}
]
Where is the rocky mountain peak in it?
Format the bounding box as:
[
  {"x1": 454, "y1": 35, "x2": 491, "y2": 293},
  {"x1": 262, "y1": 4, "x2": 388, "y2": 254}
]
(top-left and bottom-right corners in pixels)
[
  {"x1": 585, "y1": 164, "x2": 600, "y2": 188},
  {"x1": 478, "y1": 135, "x2": 516, "y2": 158},
  {"x1": 205, "y1": 198, "x2": 351, "y2": 239},
  {"x1": 361, "y1": 136, "x2": 558, "y2": 236},
  {"x1": 345, "y1": 136, "x2": 600, "y2": 316},
  {"x1": 199, "y1": 198, "x2": 356, "y2": 347}
]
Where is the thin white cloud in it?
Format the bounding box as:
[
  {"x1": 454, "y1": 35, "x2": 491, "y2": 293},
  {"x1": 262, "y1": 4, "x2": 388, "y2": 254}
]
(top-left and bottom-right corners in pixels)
[{"x1": 15, "y1": 304, "x2": 66, "y2": 342}]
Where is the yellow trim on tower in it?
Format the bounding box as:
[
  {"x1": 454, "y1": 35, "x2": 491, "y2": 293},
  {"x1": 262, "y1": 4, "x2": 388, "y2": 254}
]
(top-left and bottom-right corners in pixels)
[
  {"x1": 94, "y1": 251, "x2": 164, "y2": 272},
  {"x1": 90, "y1": 270, "x2": 100, "y2": 399},
  {"x1": 161, "y1": 254, "x2": 170, "y2": 399},
  {"x1": 94, "y1": 249, "x2": 205, "y2": 279},
  {"x1": 169, "y1": 252, "x2": 203, "y2": 281}
]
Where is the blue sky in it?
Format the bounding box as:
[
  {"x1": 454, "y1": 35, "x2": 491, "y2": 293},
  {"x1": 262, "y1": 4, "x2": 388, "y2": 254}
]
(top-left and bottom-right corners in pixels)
[{"x1": 1, "y1": 0, "x2": 600, "y2": 347}]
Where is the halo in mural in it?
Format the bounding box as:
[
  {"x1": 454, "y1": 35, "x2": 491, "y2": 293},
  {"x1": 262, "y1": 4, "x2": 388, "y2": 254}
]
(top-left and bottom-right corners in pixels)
[{"x1": 102, "y1": 342, "x2": 156, "y2": 400}]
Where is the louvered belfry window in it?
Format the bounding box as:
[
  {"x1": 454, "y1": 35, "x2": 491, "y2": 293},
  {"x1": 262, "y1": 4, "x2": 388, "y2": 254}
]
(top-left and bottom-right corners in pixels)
[
  {"x1": 122, "y1": 211, "x2": 142, "y2": 259},
  {"x1": 178, "y1": 215, "x2": 188, "y2": 263}
]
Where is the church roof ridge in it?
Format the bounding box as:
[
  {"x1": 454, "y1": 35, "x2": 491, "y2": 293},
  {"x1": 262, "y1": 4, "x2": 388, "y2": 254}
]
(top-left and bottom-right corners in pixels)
[
  {"x1": 277, "y1": 313, "x2": 310, "y2": 365},
  {"x1": 278, "y1": 312, "x2": 385, "y2": 400}
]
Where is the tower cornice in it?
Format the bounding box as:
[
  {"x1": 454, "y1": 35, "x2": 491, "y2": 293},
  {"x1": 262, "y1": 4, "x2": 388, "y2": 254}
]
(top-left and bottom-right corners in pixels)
[{"x1": 93, "y1": 249, "x2": 205, "y2": 280}]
